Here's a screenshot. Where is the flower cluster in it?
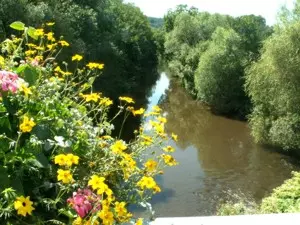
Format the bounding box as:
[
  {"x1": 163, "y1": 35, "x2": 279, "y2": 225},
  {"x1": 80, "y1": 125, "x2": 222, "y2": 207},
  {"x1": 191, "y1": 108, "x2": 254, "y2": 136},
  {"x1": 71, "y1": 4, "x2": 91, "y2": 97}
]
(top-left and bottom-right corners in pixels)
[
  {"x1": 54, "y1": 154, "x2": 79, "y2": 184},
  {"x1": 0, "y1": 70, "x2": 20, "y2": 93},
  {"x1": 54, "y1": 153, "x2": 79, "y2": 167},
  {"x1": 0, "y1": 22, "x2": 178, "y2": 225},
  {"x1": 67, "y1": 189, "x2": 102, "y2": 218}
]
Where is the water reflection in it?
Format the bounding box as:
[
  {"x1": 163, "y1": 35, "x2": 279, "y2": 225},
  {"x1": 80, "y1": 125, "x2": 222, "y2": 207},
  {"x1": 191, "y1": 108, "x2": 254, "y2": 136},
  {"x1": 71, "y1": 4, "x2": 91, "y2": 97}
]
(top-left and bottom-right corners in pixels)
[{"x1": 148, "y1": 74, "x2": 300, "y2": 217}]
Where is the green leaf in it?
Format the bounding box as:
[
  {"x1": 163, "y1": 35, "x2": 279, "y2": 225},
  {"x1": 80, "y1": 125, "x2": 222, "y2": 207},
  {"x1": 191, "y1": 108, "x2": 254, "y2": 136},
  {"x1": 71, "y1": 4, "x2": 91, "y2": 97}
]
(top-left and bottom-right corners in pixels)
[
  {"x1": 0, "y1": 115, "x2": 11, "y2": 132},
  {"x1": 27, "y1": 26, "x2": 38, "y2": 40},
  {"x1": 23, "y1": 65, "x2": 39, "y2": 85},
  {"x1": 33, "y1": 152, "x2": 50, "y2": 168},
  {"x1": 9, "y1": 21, "x2": 25, "y2": 31},
  {"x1": 32, "y1": 124, "x2": 51, "y2": 140},
  {"x1": 0, "y1": 166, "x2": 10, "y2": 191},
  {"x1": 16, "y1": 64, "x2": 27, "y2": 74}
]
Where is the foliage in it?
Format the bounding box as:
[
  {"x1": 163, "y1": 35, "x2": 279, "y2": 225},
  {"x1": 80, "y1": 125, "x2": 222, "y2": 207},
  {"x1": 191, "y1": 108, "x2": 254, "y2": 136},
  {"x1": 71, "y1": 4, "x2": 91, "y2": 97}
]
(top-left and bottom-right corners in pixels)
[
  {"x1": 0, "y1": 23, "x2": 178, "y2": 224},
  {"x1": 163, "y1": 6, "x2": 271, "y2": 117},
  {"x1": 217, "y1": 202, "x2": 257, "y2": 216},
  {"x1": 217, "y1": 172, "x2": 300, "y2": 215},
  {"x1": 246, "y1": 17, "x2": 300, "y2": 150},
  {"x1": 194, "y1": 27, "x2": 249, "y2": 116},
  {"x1": 0, "y1": 0, "x2": 159, "y2": 103},
  {"x1": 260, "y1": 172, "x2": 300, "y2": 213}
]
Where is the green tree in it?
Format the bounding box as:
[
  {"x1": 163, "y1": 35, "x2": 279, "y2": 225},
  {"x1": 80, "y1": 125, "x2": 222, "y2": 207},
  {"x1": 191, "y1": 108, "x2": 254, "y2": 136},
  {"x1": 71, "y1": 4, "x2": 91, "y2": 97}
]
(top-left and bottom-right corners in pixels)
[
  {"x1": 246, "y1": 20, "x2": 300, "y2": 150},
  {"x1": 194, "y1": 27, "x2": 248, "y2": 116},
  {"x1": 0, "y1": 0, "x2": 159, "y2": 103}
]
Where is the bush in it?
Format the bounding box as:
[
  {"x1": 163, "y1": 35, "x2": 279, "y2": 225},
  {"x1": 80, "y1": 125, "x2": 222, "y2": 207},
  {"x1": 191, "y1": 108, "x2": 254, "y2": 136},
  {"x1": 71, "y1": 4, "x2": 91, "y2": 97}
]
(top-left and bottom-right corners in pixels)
[
  {"x1": 0, "y1": 22, "x2": 178, "y2": 224},
  {"x1": 194, "y1": 27, "x2": 248, "y2": 116},
  {"x1": 217, "y1": 172, "x2": 300, "y2": 215},
  {"x1": 246, "y1": 21, "x2": 300, "y2": 150},
  {"x1": 217, "y1": 191, "x2": 258, "y2": 216},
  {"x1": 260, "y1": 172, "x2": 300, "y2": 213}
]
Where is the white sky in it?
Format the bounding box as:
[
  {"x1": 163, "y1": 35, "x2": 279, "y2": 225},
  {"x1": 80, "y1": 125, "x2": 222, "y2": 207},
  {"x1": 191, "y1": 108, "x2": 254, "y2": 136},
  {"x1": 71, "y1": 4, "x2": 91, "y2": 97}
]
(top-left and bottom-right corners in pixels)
[{"x1": 124, "y1": 0, "x2": 296, "y2": 25}]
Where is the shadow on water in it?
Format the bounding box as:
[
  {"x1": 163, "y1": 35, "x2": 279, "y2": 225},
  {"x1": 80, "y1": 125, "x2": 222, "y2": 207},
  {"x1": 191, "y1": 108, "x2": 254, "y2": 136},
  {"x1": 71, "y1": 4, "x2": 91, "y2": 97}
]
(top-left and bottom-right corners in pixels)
[{"x1": 139, "y1": 72, "x2": 300, "y2": 217}]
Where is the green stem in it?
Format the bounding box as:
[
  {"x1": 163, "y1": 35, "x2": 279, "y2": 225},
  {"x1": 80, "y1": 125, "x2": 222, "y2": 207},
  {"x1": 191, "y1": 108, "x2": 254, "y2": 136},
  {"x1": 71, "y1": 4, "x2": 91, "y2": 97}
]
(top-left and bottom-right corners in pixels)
[
  {"x1": 118, "y1": 111, "x2": 130, "y2": 139},
  {"x1": 14, "y1": 132, "x2": 22, "y2": 152}
]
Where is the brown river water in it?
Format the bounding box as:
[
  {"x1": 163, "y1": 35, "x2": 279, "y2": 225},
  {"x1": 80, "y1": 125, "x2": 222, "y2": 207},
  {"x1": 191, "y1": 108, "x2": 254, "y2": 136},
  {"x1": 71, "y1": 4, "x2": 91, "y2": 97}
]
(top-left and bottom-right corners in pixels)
[{"x1": 141, "y1": 72, "x2": 300, "y2": 217}]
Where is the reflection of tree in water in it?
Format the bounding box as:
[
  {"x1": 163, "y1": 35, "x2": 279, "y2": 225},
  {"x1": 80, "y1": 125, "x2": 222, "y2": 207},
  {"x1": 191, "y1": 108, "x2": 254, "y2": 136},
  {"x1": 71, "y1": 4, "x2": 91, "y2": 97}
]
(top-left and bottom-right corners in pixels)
[{"x1": 160, "y1": 80, "x2": 300, "y2": 206}]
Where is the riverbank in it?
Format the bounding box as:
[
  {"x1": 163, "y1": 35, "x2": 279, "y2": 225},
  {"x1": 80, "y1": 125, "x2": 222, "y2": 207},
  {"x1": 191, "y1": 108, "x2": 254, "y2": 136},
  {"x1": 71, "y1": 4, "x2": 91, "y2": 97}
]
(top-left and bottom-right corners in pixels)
[{"x1": 143, "y1": 72, "x2": 300, "y2": 217}]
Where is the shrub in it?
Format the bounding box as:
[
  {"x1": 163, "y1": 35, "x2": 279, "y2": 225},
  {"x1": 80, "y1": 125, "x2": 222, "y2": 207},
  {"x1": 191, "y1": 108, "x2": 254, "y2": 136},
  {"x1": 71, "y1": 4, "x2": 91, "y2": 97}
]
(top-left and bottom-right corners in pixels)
[
  {"x1": 194, "y1": 27, "x2": 248, "y2": 116},
  {"x1": 246, "y1": 21, "x2": 300, "y2": 150},
  {"x1": 260, "y1": 172, "x2": 300, "y2": 213},
  {"x1": 0, "y1": 22, "x2": 178, "y2": 224},
  {"x1": 217, "y1": 172, "x2": 300, "y2": 215}
]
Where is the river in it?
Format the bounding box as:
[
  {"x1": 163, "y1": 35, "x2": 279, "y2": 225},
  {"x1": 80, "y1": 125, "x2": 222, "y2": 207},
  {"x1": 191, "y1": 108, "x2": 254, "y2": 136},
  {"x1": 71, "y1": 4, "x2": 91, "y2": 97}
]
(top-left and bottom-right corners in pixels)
[{"x1": 143, "y1": 72, "x2": 300, "y2": 217}]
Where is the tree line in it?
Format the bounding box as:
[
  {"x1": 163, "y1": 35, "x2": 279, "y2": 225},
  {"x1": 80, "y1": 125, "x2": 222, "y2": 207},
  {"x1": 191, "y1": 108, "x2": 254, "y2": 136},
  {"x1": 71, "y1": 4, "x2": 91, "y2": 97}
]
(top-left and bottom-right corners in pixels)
[
  {"x1": 0, "y1": 0, "x2": 159, "y2": 103},
  {"x1": 160, "y1": 2, "x2": 300, "y2": 154}
]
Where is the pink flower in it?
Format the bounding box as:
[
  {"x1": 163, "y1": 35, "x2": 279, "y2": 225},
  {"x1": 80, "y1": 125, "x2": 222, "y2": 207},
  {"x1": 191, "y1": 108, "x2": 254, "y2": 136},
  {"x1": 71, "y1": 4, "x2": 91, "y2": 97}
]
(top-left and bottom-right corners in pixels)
[
  {"x1": 0, "y1": 71, "x2": 20, "y2": 93},
  {"x1": 67, "y1": 188, "x2": 101, "y2": 218}
]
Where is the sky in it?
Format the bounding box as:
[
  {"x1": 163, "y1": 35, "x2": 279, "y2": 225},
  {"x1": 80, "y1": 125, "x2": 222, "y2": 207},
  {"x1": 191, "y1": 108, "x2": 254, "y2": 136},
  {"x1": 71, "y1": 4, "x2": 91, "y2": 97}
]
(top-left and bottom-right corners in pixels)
[{"x1": 124, "y1": 0, "x2": 295, "y2": 25}]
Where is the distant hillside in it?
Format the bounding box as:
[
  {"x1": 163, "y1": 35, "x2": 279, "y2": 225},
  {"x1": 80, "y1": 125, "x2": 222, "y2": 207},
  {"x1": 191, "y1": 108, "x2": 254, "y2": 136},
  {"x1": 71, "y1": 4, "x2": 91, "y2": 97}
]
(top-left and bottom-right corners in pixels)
[{"x1": 148, "y1": 17, "x2": 164, "y2": 28}]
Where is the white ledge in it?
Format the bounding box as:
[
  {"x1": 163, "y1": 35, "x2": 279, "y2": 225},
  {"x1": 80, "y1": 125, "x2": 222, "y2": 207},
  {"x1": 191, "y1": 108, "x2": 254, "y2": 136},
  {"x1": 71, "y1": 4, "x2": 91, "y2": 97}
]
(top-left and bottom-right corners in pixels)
[{"x1": 150, "y1": 213, "x2": 300, "y2": 225}]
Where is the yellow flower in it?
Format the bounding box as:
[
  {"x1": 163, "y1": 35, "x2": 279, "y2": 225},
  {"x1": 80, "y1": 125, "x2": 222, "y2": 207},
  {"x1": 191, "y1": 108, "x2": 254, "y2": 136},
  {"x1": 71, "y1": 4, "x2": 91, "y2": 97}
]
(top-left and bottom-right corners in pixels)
[
  {"x1": 19, "y1": 116, "x2": 36, "y2": 133},
  {"x1": 141, "y1": 135, "x2": 153, "y2": 146},
  {"x1": 34, "y1": 29, "x2": 44, "y2": 36},
  {"x1": 54, "y1": 66, "x2": 72, "y2": 76},
  {"x1": 54, "y1": 154, "x2": 67, "y2": 166},
  {"x1": 132, "y1": 108, "x2": 145, "y2": 116},
  {"x1": 137, "y1": 176, "x2": 157, "y2": 189},
  {"x1": 110, "y1": 140, "x2": 127, "y2": 154},
  {"x1": 46, "y1": 22, "x2": 55, "y2": 26},
  {"x1": 96, "y1": 182, "x2": 109, "y2": 195},
  {"x1": 88, "y1": 175, "x2": 106, "y2": 190},
  {"x1": 47, "y1": 44, "x2": 57, "y2": 50},
  {"x1": 135, "y1": 218, "x2": 143, "y2": 225},
  {"x1": 19, "y1": 84, "x2": 32, "y2": 98},
  {"x1": 157, "y1": 116, "x2": 167, "y2": 124},
  {"x1": 144, "y1": 159, "x2": 157, "y2": 172},
  {"x1": 26, "y1": 43, "x2": 37, "y2": 48},
  {"x1": 153, "y1": 185, "x2": 161, "y2": 193},
  {"x1": 72, "y1": 217, "x2": 82, "y2": 225},
  {"x1": 98, "y1": 209, "x2": 114, "y2": 225},
  {"x1": 100, "y1": 97, "x2": 113, "y2": 106},
  {"x1": 80, "y1": 93, "x2": 101, "y2": 102},
  {"x1": 163, "y1": 146, "x2": 175, "y2": 153},
  {"x1": 114, "y1": 201, "x2": 127, "y2": 216},
  {"x1": 72, "y1": 54, "x2": 83, "y2": 61},
  {"x1": 0, "y1": 55, "x2": 5, "y2": 67},
  {"x1": 150, "y1": 120, "x2": 165, "y2": 135},
  {"x1": 57, "y1": 169, "x2": 73, "y2": 184},
  {"x1": 59, "y1": 40, "x2": 70, "y2": 47},
  {"x1": 162, "y1": 154, "x2": 178, "y2": 166},
  {"x1": 171, "y1": 133, "x2": 178, "y2": 142},
  {"x1": 86, "y1": 62, "x2": 104, "y2": 70},
  {"x1": 25, "y1": 50, "x2": 36, "y2": 56},
  {"x1": 101, "y1": 135, "x2": 112, "y2": 140},
  {"x1": 54, "y1": 66, "x2": 63, "y2": 74},
  {"x1": 14, "y1": 196, "x2": 35, "y2": 217},
  {"x1": 152, "y1": 105, "x2": 162, "y2": 113},
  {"x1": 120, "y1": 154, "x2": 136, "y2": 180},
  {"x1": 119, "y1": 96, "x2": 135, "y2": 104},
  {"x1": 34, "y1": 55, "x2": 43, "y2": 61},
  {"x1": 46, "y1": 32, "x2": 55, "y2": 42},
  {"x1": 66, "y1": 153, "x2": 80, "y2": 166}
]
